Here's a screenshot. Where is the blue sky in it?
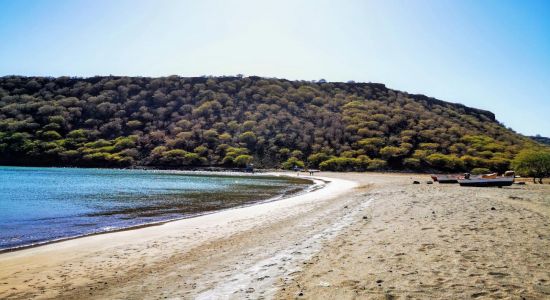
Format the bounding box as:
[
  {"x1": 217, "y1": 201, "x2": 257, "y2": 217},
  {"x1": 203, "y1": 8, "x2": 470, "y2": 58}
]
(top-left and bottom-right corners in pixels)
[{"x1": 1, "y1": 0, "x2": 549, "y2": 136}]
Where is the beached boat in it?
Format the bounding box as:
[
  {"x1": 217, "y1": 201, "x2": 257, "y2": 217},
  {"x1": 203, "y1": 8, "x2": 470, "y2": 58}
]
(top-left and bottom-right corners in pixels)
[
  {"x1": 458, "y1": 176, "x2": 514, "y2": 187},
  {"x1": 430, "y1": 174, "x2": 461, "y2": 183},
  {"x1": 432, "y1": 172, "x2": 502, "y2": 184}
]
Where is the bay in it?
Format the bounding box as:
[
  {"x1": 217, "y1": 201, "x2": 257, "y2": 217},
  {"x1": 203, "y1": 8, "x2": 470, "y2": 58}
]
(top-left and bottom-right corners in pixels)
[{"x1": 0, "y1": 166, "x2": 312, "y2": 251}]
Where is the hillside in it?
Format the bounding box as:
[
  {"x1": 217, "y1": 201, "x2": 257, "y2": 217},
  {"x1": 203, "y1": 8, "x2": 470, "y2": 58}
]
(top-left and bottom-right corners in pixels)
[
  {"x1": 530, "y1": 135, "x2": 550, "y2": 146},
  {"x1": 0, "y1": 75, "x2": 536, "y2": 172}
]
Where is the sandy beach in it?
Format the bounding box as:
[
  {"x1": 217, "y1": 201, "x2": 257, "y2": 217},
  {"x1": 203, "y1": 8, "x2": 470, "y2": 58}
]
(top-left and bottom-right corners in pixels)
[{"x1": 1, "y1": 172, "x2": 549, "y2": 299}]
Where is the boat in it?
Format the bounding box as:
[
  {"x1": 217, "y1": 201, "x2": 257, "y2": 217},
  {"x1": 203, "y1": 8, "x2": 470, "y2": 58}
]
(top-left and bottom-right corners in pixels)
[
  {"x1": 458, "y1": 172, "x2": 515, "y2": 187},
  {"x1": 430, "y1": 174, "x2": 461, "y2": 183},
  {"x1": 458, "y1": 177, "x2": 514, "y2": 187}
]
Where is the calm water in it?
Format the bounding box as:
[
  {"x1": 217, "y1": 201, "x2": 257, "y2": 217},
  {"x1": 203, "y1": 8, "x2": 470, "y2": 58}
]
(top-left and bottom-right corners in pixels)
[{"x1": 0, "y1": 167, "x2": 312, "y2": 251}]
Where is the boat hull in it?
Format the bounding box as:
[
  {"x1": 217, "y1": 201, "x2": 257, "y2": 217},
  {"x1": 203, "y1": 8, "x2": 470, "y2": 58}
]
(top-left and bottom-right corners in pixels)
[
  {"x1": 431, "y1": 175, "x2": 459, "y2": 184},
  {"x1": 458, "y1": 178, "x2": 514, "y2": 187},
  {"x1": 438, "y1": 178, "x2": 459, "y2": 184}
]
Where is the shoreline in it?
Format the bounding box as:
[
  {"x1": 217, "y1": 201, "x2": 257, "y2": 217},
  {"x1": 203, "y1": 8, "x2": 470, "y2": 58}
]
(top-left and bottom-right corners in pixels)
[
  {"x1": 2, "y1": 172, "x2": 547, "y2": 299},
  {"x1": 0, "y1": 173, "x2": 358, "y2": 299},
  {"x1": 0, "y1": 172, "x2": 322, "y2": 254}
]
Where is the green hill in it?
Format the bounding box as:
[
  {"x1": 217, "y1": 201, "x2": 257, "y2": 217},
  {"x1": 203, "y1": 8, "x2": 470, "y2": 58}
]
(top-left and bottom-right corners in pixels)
[
  {"x1": 530, "y1": 135, "x2": 550, "y2": 146},
  {"x1": 0, "y1": 75, "x2": 537, "y2": 172}
]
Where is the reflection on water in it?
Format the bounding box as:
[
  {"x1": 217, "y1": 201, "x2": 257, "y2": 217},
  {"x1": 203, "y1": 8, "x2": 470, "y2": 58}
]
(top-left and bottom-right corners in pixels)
[{"x1": 0, "y1": 167, "x2": 312, "y2": 250}]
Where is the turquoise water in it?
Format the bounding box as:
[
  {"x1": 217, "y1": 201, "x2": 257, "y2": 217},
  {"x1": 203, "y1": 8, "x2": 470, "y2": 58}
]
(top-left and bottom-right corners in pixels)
[{"x1": 0, "y1": 167, "x2": 311, "y2": 251}]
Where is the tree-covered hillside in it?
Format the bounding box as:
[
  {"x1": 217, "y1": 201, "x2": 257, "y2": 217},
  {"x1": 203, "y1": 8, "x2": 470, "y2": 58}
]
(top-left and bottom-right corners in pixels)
[
  {"x1": 0, "y1": 75, "x2": 538, "y2": 172},
  {"x1": 530, "y1": 135, "x2": 550, "y2": 146}
]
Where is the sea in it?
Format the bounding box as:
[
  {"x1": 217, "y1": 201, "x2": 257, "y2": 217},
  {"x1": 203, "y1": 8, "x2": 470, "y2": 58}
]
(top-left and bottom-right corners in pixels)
[{"x1": 0, "y1": 166, "x2": 313, "y2": 251}]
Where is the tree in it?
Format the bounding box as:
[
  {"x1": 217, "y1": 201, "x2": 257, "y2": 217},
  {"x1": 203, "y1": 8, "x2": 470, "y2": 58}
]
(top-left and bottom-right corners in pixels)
[
  {"x1": 238, "y1": 131, "x2": 257, "y2": 146},
  {"x1": 282, "y1": 157, "x2": 305, "y2": 170},
  {"x1": 512, "y1": 149, "x2": 550, "y2": 183},
  {"x1": 318, "y1": 157, "x2": 362, "y2": 171},
  {"x1": 222, "y1": 147, "x2": 250, "y2": 166},
  {"x1": 425, "y1": 153, "x2": 463, "y2": 170},
  {"x1": 307, "y1": 153, "x2": 331, "y2": 168},
  {"x1": 41, "y1": 131, "x2": 62, "y2": 141},
  {"x1": 403, "y1": 157, "x2": 421, "y2": 169},
  {"x1": 379, "y1": 146, "x2": 407, "y2": 158},
  {"x1": 367, "y1": 158, "x2": 387, "y2": 170},
  {"x1": 234, "y1": 154, "x2": 253, "y2": 167}
]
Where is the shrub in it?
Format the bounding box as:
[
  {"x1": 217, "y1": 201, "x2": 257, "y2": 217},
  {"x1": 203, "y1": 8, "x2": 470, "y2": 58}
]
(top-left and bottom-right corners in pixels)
[
  {"x1": 512, "y1": 149, "x2": 550, "y2": 182},
  {"x1": 380, "y1": 146, "x2": 407, "y2": 158},
  {"x1": 307, "y1": 153, "x2": 331, "y2": 167},
  {"x1": 319, "y1": 157, "x2": 363, "y2": 171},
  {"x1": 403, "y1": 157, "x2": 421, "y2": 169},
  {"x1": 425, "y1": 153, "x2": 463, "y2": 170},
  {"x1": 238, "y1": 131, "x2": 257, "y2": 145},
  {"x1": 282, "y1": 157, "x2": 305, "y2": 170},
  {"x1": 41, "y1": 131, "x2": 62, "y2": 141},
  {"x1": 234, "y1": 154, "x2": 253, "y2": 167},
  {"x1": 366, "y1": 158, "x2": 387, "y2": 170}
]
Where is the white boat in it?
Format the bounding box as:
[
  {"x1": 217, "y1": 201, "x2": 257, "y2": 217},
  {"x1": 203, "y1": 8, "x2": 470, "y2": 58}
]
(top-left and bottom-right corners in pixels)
[{"x1": 458, "y1": 176, "x2": 514, "y2": 187}]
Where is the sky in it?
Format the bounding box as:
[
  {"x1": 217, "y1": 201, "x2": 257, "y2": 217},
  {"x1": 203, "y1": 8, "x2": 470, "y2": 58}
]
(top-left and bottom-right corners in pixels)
[{"x1": 1, "y1": 0, "x2": 549, "y2": 136}]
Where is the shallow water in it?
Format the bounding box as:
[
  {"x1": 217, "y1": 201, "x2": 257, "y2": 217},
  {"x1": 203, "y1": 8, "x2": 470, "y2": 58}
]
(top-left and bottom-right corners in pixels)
[{"x1": 0, "y1": 166, "x2": 311, "y2": 250}]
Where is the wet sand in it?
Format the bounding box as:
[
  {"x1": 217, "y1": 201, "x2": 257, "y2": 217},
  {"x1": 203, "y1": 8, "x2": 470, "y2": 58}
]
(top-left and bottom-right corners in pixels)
[
  {"x1": 1, "y1": 172, "x2": 549, "y2": 299},
  {"x1": 0, "y1": 174, "x2": 358, "y2": 299}
]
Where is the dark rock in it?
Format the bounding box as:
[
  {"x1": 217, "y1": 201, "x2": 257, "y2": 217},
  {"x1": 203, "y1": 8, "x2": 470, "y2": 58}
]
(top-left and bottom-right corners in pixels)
[
  {"x1": 491, "y1": 207, "x2": 496, "y2": 211},
  {"x1": 413, "y1": 181, "x2": 420, "y2": 184},
  {"x1": 363, "y1": 216, "x2": 368, "y2": 220},
  {"x1": 427, "y1": 181, "x2": 433, "y2": 184}
]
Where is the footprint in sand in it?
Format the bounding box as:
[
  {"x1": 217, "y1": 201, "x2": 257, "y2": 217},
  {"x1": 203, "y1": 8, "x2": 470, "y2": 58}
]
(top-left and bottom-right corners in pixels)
[
  {"x1": 487, "y1": 272, "x2": 509, "y2": 278},
  {"x1": 471, "y1": 292, "x2": 487, "y2": 298},
  {"x1": 418, "y1": 243, "x2": 436, "y2": 252}
]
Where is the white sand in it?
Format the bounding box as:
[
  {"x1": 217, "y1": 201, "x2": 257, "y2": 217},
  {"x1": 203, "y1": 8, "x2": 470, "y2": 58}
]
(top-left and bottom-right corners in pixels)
[
  {"x1": 3, "y1": 172, "x2": 548, "y2": 300},
  {"x1": 0, "y1": 174, "x2": 358, "y2": 299}
]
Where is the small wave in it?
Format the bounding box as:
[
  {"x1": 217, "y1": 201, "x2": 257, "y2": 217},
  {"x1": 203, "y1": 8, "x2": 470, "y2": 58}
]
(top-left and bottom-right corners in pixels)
[{"x1": 99, "y1": 226, "x2": 118, "y2": 231}]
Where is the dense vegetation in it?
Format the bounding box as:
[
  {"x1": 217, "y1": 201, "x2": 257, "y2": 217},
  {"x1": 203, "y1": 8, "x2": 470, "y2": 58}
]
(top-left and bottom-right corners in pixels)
[
  {"x1": 530, "y1": 135, "x2": 550, "y2": 146},
  {"x1": 0, "y1": 75, "x2": 542, "y2": 172}
]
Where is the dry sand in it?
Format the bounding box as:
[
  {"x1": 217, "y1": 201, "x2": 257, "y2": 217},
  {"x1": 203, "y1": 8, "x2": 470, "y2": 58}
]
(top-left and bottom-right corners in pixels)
[
  {"x1": 0, "y1": 172, "x2": 549, "y2": 299},
  {"x1": 277, "y1": 173, "x2": 550, "y2": 300}
]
